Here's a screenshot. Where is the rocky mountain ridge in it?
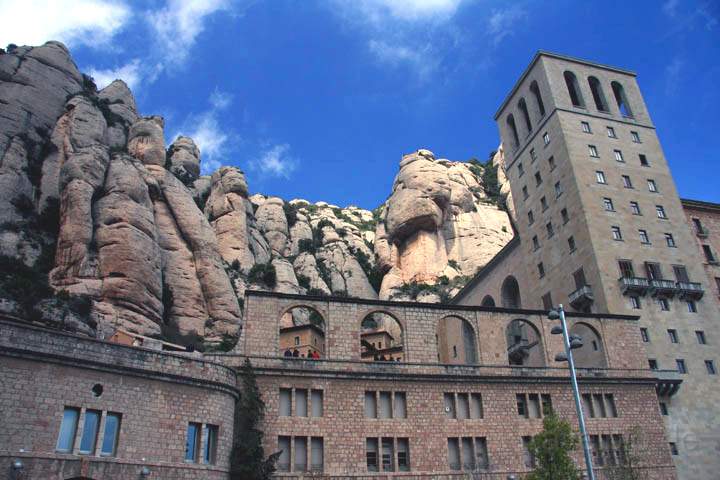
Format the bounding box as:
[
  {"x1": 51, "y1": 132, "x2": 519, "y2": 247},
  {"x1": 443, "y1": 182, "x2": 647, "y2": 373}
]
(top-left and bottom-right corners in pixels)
[{"x1": 0, "y1": 41, "x2": 513, "y2": 348}]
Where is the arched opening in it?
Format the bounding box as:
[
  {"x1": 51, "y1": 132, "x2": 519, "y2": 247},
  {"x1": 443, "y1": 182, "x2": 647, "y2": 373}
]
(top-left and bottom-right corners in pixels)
[
  {"x1": 481, "y1": 295, "x2": 496, "y2": 307},
  {"x1": 529, "y1": 80, "x2": 545, "y2": 118},
  {"x1": 518, "y1": 98, "x2": 532, "y2": 135},
  {"x1": 437, "y1": 316, "x2": 477, "y2": 364},
  {"x1": 500, "y1": 276, "x2": 521, "y2": 308},
  {"x1": 506, "y1": 114, "x2": 520, "y2": 150},
  {"x1": 279, "y1": 306, "x2": 325, "y2": 359},
  {"x1": 360, "y1": 312, "x2": 404, "y2": 362},
  {"x1": 569, "y1": 323, "x2": 607, "y2": 368},
  {"x1": 588, "y1": 76, "x2": 609, "y2": 112},
  {"x1": 506, "y1": 319, "x2": 545, "y2": 367},
  {"x1": 611, "y1": 81, "x2": 633, "y2": 117},
  {"x1": 563, "y1": 71, "x2": 585, "y2": 108}
]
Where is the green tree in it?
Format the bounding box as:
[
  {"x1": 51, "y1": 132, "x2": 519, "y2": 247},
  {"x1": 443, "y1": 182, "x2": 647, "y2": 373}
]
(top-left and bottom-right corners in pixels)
[
  {"x1": 526, "y1": 413, "x2": 581, "y2": 480},
  {"x1": 604, "y1": 427, "x2": 644, "y2": 480},
  {"x1": 229, "y1": 359, "x2": 279, "y2": 480}
]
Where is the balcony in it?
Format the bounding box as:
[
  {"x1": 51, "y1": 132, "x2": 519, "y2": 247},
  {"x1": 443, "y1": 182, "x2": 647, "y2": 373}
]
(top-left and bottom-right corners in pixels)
[
  {"x1": 655, "y1": 369, "x2": 683, "y2": 397},
  {"x1": 618, "y1": 276, "x2": 650, "y2": 295},
  {"x1": 569, "y1": 285, "x2": 594, "y2": 310},
  {"x1": 677, "y1": 281, "x2": 704, "y2": 300},
  {"x1": 649, "y1": 279, "x2": 678, "y2": 298},
  {"x1": 696, "y1": 226, "x2": 709, "y2": 238}
]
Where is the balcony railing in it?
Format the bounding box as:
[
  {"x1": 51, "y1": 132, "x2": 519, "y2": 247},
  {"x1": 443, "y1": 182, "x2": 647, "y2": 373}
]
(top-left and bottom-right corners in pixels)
[
  {"x1": 677, "y1": 281, "x2": 704, "y2": 300},
  {"x1": 696, "y1": 226, "x2": 709, "y2": 238},
  {"x1": 649, "y1": 279, "x2": 678, "y2": 297},
  {"x1": 655, "y1": 369, "x2": 683, "y2": 397},
  {"x1": 618, "y1": 276, "x2": 650, "y2": 295},
  {"x1": 569, "y1": 285, "x2": 594, "y2": 309}
]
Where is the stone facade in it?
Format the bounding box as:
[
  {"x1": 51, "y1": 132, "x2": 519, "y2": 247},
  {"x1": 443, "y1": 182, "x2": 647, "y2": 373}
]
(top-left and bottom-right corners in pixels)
[
  {"x1": 454, "y1": 52, "x2": 720, "y2": 480},
  {"x1": 0, "y1": 318, "x2": 237, "y2": 480}
]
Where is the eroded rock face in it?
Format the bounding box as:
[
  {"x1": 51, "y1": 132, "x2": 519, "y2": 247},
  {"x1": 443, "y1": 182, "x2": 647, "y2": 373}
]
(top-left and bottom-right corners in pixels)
[
  {"x1": 127, "y1": 116, "x2": 166, "y2": 166},
  {"x1": 168, "y1": 136, "x2": 200, "y2": 181}
]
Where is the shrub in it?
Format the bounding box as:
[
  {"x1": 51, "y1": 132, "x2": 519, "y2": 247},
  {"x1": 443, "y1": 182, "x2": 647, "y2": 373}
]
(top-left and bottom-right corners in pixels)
[
  {"x1": 447, "y1": 259, "x2": 460, "y2": 270},
  {"x1": 36, "y1": 198, "x2": 60, "y2": 235},
  {"x1": 298, "y1": 239, "x2": 315, "y2": 254},
  {"x1": 82, "y1": 73, "x2": 97, "y2": 94},
  {"x1": 296, "y1": 273, "x2": 311, "y2": 290},
  {"x1": 315, "y1": 258, "x2": 333, "y2": 289},
  {"x1": 282, "y1": 202, "x2": 297, "y2": 227},
  {"x1": 11, "y1": 194, "x2": 35, "y2": 216},
  {"x1": 336, "y1": 228, "x2": 347, "y2": 237},
  {"x1": 248, "y1": 262, "x2": 277, "y2": 288},
  {"x1": 306, "y1": 288, "x2": 326, "y2": 297},
  {"x1": 350, "y1": 247, "x2": 383, "y2": 294}
]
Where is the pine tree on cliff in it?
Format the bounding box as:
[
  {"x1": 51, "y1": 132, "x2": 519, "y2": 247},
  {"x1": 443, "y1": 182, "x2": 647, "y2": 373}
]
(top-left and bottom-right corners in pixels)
[
  {"x1": 526, "y1": 413, "x2": 581, "y2": 480},
  {"x1": 230, "y1": 359, "x2": 279, "y2": 480}
]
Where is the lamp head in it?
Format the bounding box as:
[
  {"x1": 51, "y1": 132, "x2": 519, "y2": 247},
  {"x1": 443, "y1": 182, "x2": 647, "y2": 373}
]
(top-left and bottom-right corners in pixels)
[
  {"x1": 548, "y1": 309, "x2": 560, "y2": 320},
  {"x1": 551, "y1": 325, "x2": 563, "y2": 335},
  {"x1": 555, "y1": 352, "x2": 568, "y2": 362}
]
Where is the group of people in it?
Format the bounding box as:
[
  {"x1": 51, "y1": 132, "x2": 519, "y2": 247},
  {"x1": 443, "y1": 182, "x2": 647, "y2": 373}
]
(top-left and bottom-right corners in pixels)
[{"x1": 283, "y1": 349, "x2": 322, "y2": 359}]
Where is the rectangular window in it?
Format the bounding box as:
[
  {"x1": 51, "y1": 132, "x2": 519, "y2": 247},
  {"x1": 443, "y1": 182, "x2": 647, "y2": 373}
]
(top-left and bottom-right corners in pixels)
[
  {"x1": 518, "y1": 162, "x2": 524, "y2": 177},
  {"x1": 202, "y1": 424, "x2": 218, "y2": 465},
  {"x1": 658, "y1": 298, "x2": 670, "y2": 311},
  {"x1": 546, "y1": 222, "x2": 554, "y2": 237},
  {"x1": 568, "y1": 236, "x2": 576, "y2": 252},
  {"x1": 185, "y1": 423, "x2": 201, "y2": 462},
  {"x1": 448, "y1": 438, "x2": 461, "y2": 470},
  {"x1": 668, "y1": 329, "x2": 678, "y2": 343},
  {"x1": 365, "y1": 391, "x2": 377, "y2": 418},
  {"x1": 630, "y1": 201, "x2": 641, "y2": 215},
  {"x1": 561, "y1": 208, "x2": 569, "y2": 224},
  {"x1": 604, "y1": 197, "x2": 615, "y2": 211},
  {"x1": 618, "y1": 260, "x2": 634, "y2": 278},
  {"x1": 366, "y1": 438, "x2": 379, "y2": 471},
  {"x1": 582, "y1": 394, "x2": 595, "y2": 418},
  {"x1": 622, "y1": 175, "x2": 633, "y2": 188},
  {"x1": 311, "y1": 389, "x2": 324, "y2": 417},
  {"x1": 582, "y1": 121, "x2": 592, "y2": 133},
  {"x1": 516, "y1": 394, "x2": 527, "y2": 418},
  {"x1": 630, "y1": 296, "x2": 641, "y2": 309},
  {"x1": 543, "y1": 132, "x2": 550, "y2": 145},
  {"x1": 541, "y1": 196, "x2": 548, "y2": 211},
  {"x1": 589, "y1": 145, "x2": 599, "y2": 157},
  {"x1": 280, "y1": 388, "x2": 292, "y2": 416},
  {"x1": 596, "y1": 171, "x2": 606, "y2": 184},
  {"x1": 555, "y1": 181, "x2": 562, "y2": 197},
  {"x1": 648, "y1": 179, "x2": 658, "y2": 192},
  {"x1": 703, "y1": 245, "x2": 717, "y2": 263},
  {"x1": 78, "y1": 409, "x2": 101, "y2": 455},
  {"x1": 656, "y1": 205, "x2": 667, "y2": 219},
  {"x1": 697, "y1": 331, "x2": 707, "y2": 344},
  {"x1": 397, "y1": 438, "x2": 410, "y2": 471},
  {"x1": 394, "y1": 392, "x2": 407, "y2": 419},
  {"x1": 665, "y1": 233, "x2": 676, "y2": 247},
  {"x1": 470, "y1": 393, "x2": 484, "y2": 419},
  {"x1": 639, "y1": 153, "x2": 649, "y2": 166},
  {"x1": 614, "y1": 149, "x2": 624, "y2": 162},
  {"x1": 631, "y1": 131, "x2": 641, "y2": 143},
  {"x1": 56, "y1": 407, "x2": 80, "y2": 453},
  {"x1": 676, "y1": 359, "x2": 687, "y2": 374},
  {"x1": 530, "y1": 148, "x2": 537, "y2": 162},
  {"x1": 639, "y1": 230, "x2": 650, "y2": 244},
  {"x1": 687, "y1": 300, "x2": 697, "y2": 313},
  {"x1": 311, "y1": 437, "x2": 324, "y2": 472},
  {"x1": 542, "y1": 293, "x2": 553, "y2": 310},
  {"x1": 649, "y1": 359, "x2": 658, "y2": 370},
  {"x1": 444, "y1": 392, "x2": 456, "y2": 419},
  {"x1": 541, "y1": 394, "x2": 553, "y2": 415},
  {"x1": 379, "y1": 391, "x2": 392, "y2": 419},
  {"x1": 475, "y1": 437, "x2": 489, "y2": 469},
  {"x1": 640, "y1": 328, "x2": 649, "y2": 342},
  {"x1": 528, "y1": 210, "x2": 534, "y2": 225},
  {"x1": 605, "y1": 394, "x2": 618, "y2": 417},
  {"x1": 574, "y1": 268, "x2": 587, "y2": 289},
  {"x1": 705, "y1": 360, "x2": 717, "y2": 375},
  {"x1": 535, "y1": 172, "x2": 542, "y2": 186},
  {"x1": 645, "y1": 262, "x2": 663, "y2": 280},
  {"x1": 522, "y1": 185, "x2": 529, "y2": 200},
  {"x1": 295, "y1": 389, "x2": 308, "y2": 417},
  {"x1": 381, "y1": 437, "x2": 395, "y2": 472},
  {"x1": 278, "y1": 436, "x2": 291, "y2": 472},
  {"x1": 538, "y1": 262, "x2": 545, "y2": 278},
  {"x1": 294, "y1": 436, "x2": 308, "y2": 472},
  {"x1": 522, "y1": 436, "x2": 536, "y2": 468},
  {"x1": 100, "y1": 412, "x2": 121, "y2": 457},
  {"x1": 548, "y1": 156, "x2": 556, "y2": 170},
  {"x1": 670, "y1": 442, "x2": 679, "y2": 455},
  {"x1": 607, "y1": 126, "x2": 617, "y2": 138},
  {"x1": 532, "y1": 235, "x2": 540, "y2": 251},
  {"x1": 612, "y1": 226, "x2": 623, "y2": 241}
]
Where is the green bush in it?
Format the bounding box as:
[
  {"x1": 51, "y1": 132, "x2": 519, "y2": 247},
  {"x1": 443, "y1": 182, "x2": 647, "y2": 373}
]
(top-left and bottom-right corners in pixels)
[
  {"x1": 282, "y1": 202, "x2": 298, "y2": 227},
  {"x1": 306, "y1": 288, "x2": 326, "y2": 297},
  {"x1": 248, "y1": 262, "x2": 277, "y2": 288},
  {"x1": 296, "y1": 273, "x2": 311, "y2": 290},
  {"x1": 298, "y1": 239, "x2": 315, "y2": 254}
]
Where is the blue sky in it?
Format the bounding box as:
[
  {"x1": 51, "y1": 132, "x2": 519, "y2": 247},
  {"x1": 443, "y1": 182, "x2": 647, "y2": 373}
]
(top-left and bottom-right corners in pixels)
[{"x1": 2, "y1": 0, "x2": 718, "y2": 208}]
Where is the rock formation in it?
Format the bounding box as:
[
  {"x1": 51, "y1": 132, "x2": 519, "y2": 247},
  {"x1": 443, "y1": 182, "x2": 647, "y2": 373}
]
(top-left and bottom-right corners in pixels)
[{"x1": 0, "y1": 41, "x2": 514, "y2": 347}]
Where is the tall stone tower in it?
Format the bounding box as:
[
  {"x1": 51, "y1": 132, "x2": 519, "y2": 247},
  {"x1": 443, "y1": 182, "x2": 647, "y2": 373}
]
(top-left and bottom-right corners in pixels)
[{"x1": 459, "y1": 52, "x2": 720, "y2": 479}]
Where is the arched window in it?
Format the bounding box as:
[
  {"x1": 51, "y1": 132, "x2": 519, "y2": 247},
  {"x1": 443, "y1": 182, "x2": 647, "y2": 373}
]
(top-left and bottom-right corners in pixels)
[
  {"x1": 437, "y1": 316, "x2": 477, "y2": 364},
  {"x1": 501, "y1": 276, "x2": 521, "y2": 308},
  {"x1": 360, "y1": 311, "x2": 404, "y2": 362},
  {"x1": 506, "y1": 114, "x2": 520, "y2": 150},
  {"x1": 563, "y1": 71, "x2": 585, "y2": 108},
  {"x1": 518, "y1": 98, "x2": 532, "y2": 135},
  {"x1": 611, "y1": 81, "x2": 633, "y2": 117},
  {"x1": 569, "y1": 323, "x2": 607, "y2": 368},
  {"x1": 481, "y1": 295, "x2": 496, "y2": 307},
  {"x1": 529, "y1": 80, "x2": 545, "y2": 118},
  {"x1": 506, "y1": 319, "x2": 545, "y2": 367},
  {"x1": 279, "y1": 306, "x2": 326, "y2": 359},
  {"x1": 587, "y1": 76, "x2": 609, "y2": 112}
]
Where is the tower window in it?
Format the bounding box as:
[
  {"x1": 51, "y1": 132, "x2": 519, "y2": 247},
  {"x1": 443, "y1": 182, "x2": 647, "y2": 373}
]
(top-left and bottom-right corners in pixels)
[
  {"x1": 522, "y1": 186, "x2": 529, "y2": 200},
  {"x1": 611, "y1": 81, "x2": 634, "y2": 117},
  {"x1": 706, "y1": 360, "x2": 717, "y2": 375},
  {"x1": 517, "y1": 162, "x2": 524, "y2": 177},
  {"x1": 611, "y1": 226, "x2": 623, "y2": 241},
  {"x1": 631, "y1": 296, "x2": 641, "y2": 309},
  {"x1": 687, "y1": 300, "x2": 697, "y2": 313},
  {"x1": 696, "y1": 331, "x2": 707, "y2": 344},
  {"x1": 535, "y1": 172, "x2": 542, "y2": 186},
  {"x1": 596, "y1": 171, "x2": 606, "y2": 184},
  {"x1": 555, "y1": 181, "x2": 562, "y2": 197},
  {"x1": 667, "y1": 329, "x2": 678, "y2": 344},
  {"x1": 568, "y1": 236, "x2": 576, "y2": 252},
  {"x1": 548, "y1": 156, "x2": 556, "y2": 170},
  {"x1": 518, "y1": 98, "x2": 532, "y2": 135},
  {"x1": 530, "y1": 80, "x2": 545, "y2": 118},
  {"x1": 506, "y1": 114, "x2": 520, "y2": 150},
  {"x1": 647, "y1": 179, "x2": 658, "y2": 192},
  {"x1": 676, "y1": 359, "x2": 687, "y2": 374},
  {"x1": 630, "y1": 201, "x2": 641, "y2": 215},
  {"x1": 546, "y1": 222, "x2": 554, "y2": 237},
  {"x1": 541, "y1": 196, "x2": 548, "y2": 211},
  {"x1": 703, "y1": 245, "x2": 717, "y2": 263},
  {"x1": 588, "y1": 76, "x2": 609, "y2": 112},
  {"x1": 656, "y1": 205, "x2": 667, "y2": 219},
  {"x1": 581, "y1": 121, "x2": 592, "y2": 133},
  {"x1": 631, "y1": 131, "x2": 641, "y2": 143},
  {"x1": 538, "y1": 262, "x2": 545, "y2": 278},
  {"x1": 649, "y1": 359, "x2": 658, "y2": 370},
  {"x1": 658, "y1": 298, "x2": 670, "y2": 311},
  {"x1": 561, "y1": 208, "x2": 569, "y2": 224},
  {"x1": 607, "y1": 126, "x2": 617, "y2": 138},
  {"x1": 589, "y1": 145, "x2": 599, "y2": 157},
  {"x1": 640, "y1": 328, "x2": 649, "y2": 342},
  {"x1": 532, "y1": 235, "x2": 540, "y2": 251},
  {"x1": 543, "y1": 132, "x2": 550, "y2": 145},
  {"x1": 603, "y1": 197, "x2": 615, "y2": 211},
  {"x1": 639, "y1": 230, "x2": 650, "y2": 244},
  {"x1": 639, "y1": 154, "x2": 649, "y2": 166},
  {"x1": 564, "y1": 71, "x2": 585, "y2": 108},
  {"x1": 665, "y1": 233, "x2": 676, "y2": 247},
  {"x1": 528, "y1": 210, "x2": 535, "y2": 225},
  {"x1": 613, "y1": 150, "x2": 624, "y2": 162},
  {"x1": 530, "y1": 148, "x2": 537, "y2": 162},
  {"x1": 622, "y1": 175, "x2": 633, "y2": 188}
]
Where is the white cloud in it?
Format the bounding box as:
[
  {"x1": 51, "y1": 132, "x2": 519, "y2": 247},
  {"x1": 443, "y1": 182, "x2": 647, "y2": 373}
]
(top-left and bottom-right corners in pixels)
[
  {"x1": 87, "y1": 58, "x2": 142, "y2": 90},
  {"x1": 0, "y1": 0, "x2": 130, "y2": 49},
  {"x1": 249, "y1": 144, "x2": 298, "y2": 179},
  {"x1": 210, "y1": 87, "x2": 234, "y2": 110},
  {"x1": 665, "y1": 57, "x2": 684, "y2": 95},
  {"x1": 368, "y1": 40, "x2": 437, "y2": 79},
  {"x1": 662, "y1": 0, "x2": 679, "y2": 17},
  {"x1": 342, "y1": 0, "x2": 464, "y2": 23},
  {"x1": 487, "y1": 6, "x2": 527, "y2": 45},
  {"x1": 148, "y1": 0, "x2": 232, "y2": 68}
]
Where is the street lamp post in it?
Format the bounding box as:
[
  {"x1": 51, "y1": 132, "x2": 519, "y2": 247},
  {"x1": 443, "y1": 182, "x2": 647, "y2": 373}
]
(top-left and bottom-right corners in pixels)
[{"x1": 549, "y1": 304, "x2": 596, "y2": 480}]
